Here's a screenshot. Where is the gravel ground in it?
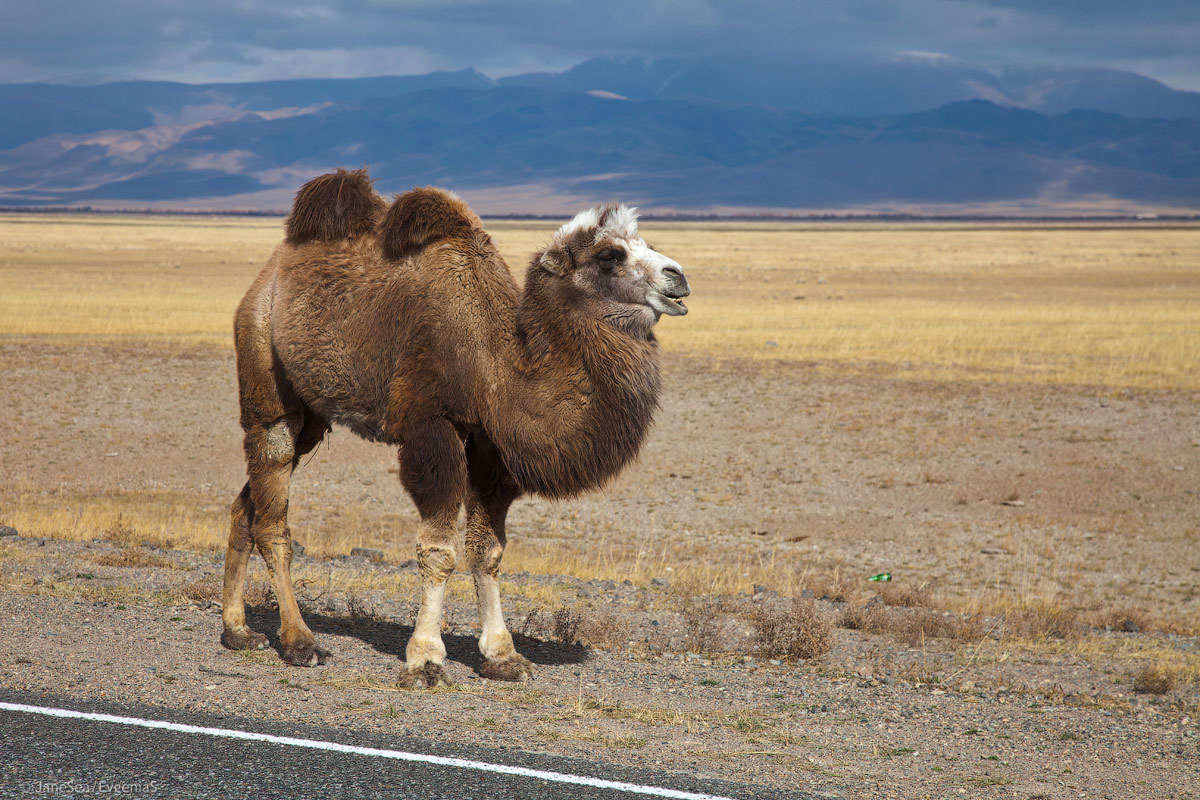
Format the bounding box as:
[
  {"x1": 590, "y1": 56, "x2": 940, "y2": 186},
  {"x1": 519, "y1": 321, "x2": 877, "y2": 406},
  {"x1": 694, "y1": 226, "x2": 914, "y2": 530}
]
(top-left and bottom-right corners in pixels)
[
  {"x1": 0, "y1": 535, "x2": 1195, "y2": 800},
  {"x1": 1, "y1": 340, "x2": 1198, "y2": 798}
]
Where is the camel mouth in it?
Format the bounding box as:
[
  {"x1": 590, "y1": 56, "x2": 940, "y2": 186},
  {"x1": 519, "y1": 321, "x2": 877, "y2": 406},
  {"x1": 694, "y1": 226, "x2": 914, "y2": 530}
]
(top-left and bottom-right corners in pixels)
[{"x1": 648, "y1": 290, "x2": 689, "y2": 317}]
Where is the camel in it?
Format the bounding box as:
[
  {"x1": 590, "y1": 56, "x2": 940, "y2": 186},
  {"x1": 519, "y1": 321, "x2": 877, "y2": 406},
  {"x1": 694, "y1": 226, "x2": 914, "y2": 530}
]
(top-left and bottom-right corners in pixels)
[{"x1": 220, "y1": 168, "x2": 690, "y2": 687}]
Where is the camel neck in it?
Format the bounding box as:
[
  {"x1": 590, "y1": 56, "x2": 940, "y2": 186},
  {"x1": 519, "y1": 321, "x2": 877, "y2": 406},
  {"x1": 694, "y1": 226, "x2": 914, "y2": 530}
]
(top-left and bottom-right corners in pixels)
[{"x1": 487, "y1": 275, "x2": 662, "y2": 498}]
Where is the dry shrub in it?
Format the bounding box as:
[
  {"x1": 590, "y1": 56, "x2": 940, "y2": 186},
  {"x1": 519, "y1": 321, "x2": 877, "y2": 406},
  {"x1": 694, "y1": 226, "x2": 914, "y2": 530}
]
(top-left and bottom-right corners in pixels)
[
  {"x1": 520, "y1": 609, "x2": 572, "y2": 643},
  {"x1": 1095, "y1": 607, "x2": 1155, "y2": 634},
  {"x1": 841, "y1": 602, "x2": 985, "y2": 646},
  {"x1": 806, "y1": 568, "x2": 858, "y2": 603},
  {"x1": 346, "y1": 591, "x2": 384, "y2": 621},
  {"x1": 888, "y1": 608, "x2": 985, "y2": 646},
  {"x1": 679, "y1": 595, "x2": 729, "y2": 653},
  {"x1": 177, "y1": 578, "x2": 221, "y2": 604},
  {"x1": 575, "y1": 610, "x2": 633, "y2": 651},
  {"x1": 103, "y1": 514, "x2": 143, "y2": 546},
  {"x1": 94, "y1": 548, "x2": 174, "y2": 569},
  {"x1": 178, "y1": 577, "x2": 271, "y2": 608},
  {"x1": 752, "y1": 597, "x2": 835, "y2": 661},
  {"x1": 1132, "y1": 664, "x2": 1176, "y2": 695},
  {"x1": 878, "y1": 581, "x2": 933, "y2": 608},
  {"x1": 840, "y1": 601, "x2": 889, "y2": 632},
  {"x1": 526, "y1": 607, "x2": 633, "y2": 651},
  {"x1": 1003, "y1": 602, "x2": 1080, "y2": 640},
  {"x1": 549, "y1": 608, "x2": 580, "y2": 643}
]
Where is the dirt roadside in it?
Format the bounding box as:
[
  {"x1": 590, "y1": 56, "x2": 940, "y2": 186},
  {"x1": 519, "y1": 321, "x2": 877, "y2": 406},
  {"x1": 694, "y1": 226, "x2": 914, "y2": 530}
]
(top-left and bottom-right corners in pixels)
[{"x1": 1, "y1": 340, "x2": 1197, "y2": 799}]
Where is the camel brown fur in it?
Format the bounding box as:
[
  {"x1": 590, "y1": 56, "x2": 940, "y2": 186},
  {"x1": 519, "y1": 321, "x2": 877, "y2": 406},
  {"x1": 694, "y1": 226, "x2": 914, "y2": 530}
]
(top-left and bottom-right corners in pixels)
[{"x1": 221, "y1": 169, "x2": 690, "y2": 686}]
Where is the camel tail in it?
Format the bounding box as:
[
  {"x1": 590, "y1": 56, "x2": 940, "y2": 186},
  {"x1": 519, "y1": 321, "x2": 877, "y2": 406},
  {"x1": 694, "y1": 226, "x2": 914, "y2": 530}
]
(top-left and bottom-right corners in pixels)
[
  {"x1": 379, "y1": 186, "x2": 482, "y2": 260},
  {"x1": 285, "y1": 168, "x2": 384, "y2": 245}
]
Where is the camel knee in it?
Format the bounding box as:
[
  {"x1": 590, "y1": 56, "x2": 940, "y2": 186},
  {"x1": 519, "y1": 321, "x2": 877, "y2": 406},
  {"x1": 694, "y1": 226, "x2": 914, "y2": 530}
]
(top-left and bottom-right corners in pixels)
[
  {"x1": 417, "y1": 543, "x2": 456, "y2": 583},
  {"x1": 253, "y1": 525, "x2": 294, "y2": 570},
  {"x1": 246, "y1": 417, "x2": 300, "y2": 469},
  {"x1": 468, "y1": 540, "x2": 504, "y2": 576}
]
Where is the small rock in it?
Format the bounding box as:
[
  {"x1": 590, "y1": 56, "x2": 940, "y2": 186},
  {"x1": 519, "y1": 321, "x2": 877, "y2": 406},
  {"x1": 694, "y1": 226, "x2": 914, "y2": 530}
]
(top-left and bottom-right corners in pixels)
[
  {"x1": 769, "y1": 659, "x2": 783, "y2": 666},
  {"x1": 291, "y1": 541, "x2": 305, "y2": 558},
  {"x1": 398, "y1": 559, "x2": 416, "y2": 569},
  {"x1": 765, "y1": 340, "x2": 779, "y2": 348},
  {"x1": 349, "y1": 547, "x2": 384, "y2": 562},
  {"x1": 1121, "y1": 618, "x2": 1140, "y2": 633},
  {"x1": 649, "y1": 577, "x2": 668, "y2": 588},
  {"x1": 981, "y1": 547, "x2": 1007, "y2": 555},
  {"x1": 622, "y1": 579, "x2": 633, "y2": 587},
  {"x1": 0, "y1": 525, "x2": 18, "y2": 537}
]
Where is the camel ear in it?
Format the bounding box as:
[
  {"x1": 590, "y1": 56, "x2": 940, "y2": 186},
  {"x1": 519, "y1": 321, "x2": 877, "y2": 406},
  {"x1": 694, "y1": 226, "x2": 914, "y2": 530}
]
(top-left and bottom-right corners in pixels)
[
  {"x1": 540, "y1": 206, "x2": 599, "y2": 275},
  {"x1": 538, "y1": 243, "x2": 575, "y2": 276}
]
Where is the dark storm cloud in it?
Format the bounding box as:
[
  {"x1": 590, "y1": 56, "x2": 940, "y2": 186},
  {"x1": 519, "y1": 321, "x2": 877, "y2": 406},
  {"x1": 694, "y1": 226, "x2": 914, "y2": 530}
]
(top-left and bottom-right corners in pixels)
[{"x1": 0, "y1": 0, "x2": 1197, "y2": 88}]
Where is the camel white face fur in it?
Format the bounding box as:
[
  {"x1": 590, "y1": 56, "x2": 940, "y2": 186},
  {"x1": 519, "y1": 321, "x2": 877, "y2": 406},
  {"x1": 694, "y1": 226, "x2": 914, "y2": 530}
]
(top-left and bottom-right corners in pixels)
[{"x1": 544, "y1": 205, "x2": 691, "y2": 329}]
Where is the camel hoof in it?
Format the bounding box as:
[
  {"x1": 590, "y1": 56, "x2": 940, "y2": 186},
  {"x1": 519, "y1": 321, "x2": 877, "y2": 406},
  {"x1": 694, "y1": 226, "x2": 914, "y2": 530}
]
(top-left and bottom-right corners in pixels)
[
  {"x1": 479, "y1": 653, "x2": 535, "y2": 682},
  {"x1": 398, "y1": 662, "x2": 451, "y2": 689},
  {"x1": 220, "y1": 627, "x2": 270, "y2": 652},
  {"x1": 281, "y1": 640, "x2": 330, "y2": 667}
]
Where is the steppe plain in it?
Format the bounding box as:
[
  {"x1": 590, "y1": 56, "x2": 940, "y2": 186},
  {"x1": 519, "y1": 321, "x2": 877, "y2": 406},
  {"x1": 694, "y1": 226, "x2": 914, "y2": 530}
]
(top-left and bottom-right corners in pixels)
[{"x1": 0, "y1": 213, "x2": 1197, "y2": 798}]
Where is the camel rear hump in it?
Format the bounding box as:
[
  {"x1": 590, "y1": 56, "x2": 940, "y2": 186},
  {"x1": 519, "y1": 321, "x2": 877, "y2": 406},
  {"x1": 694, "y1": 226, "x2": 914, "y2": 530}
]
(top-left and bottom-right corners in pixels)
[
  {"x1": 285, "y1": 168, "x2": 385, "y2": 245},
  {"x1": 379, "y1": 186, "x2": 482, "y2": 260}
]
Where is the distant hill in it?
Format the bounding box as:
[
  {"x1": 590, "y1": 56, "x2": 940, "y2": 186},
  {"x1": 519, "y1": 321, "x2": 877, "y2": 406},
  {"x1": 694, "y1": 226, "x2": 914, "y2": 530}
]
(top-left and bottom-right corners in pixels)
[
  {"x1": 1, "y1": 57, "x2": 1199, "y2": 213},
  {"x1": 502, "y1": 55, "x2": 1200, "y2": 120}
]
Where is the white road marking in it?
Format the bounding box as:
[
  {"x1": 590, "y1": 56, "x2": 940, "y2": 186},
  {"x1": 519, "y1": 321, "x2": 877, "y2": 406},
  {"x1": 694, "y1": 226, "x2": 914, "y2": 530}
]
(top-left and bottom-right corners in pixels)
[{"x1": 0, "y1": 701, "x2": 737, "y2": 800}]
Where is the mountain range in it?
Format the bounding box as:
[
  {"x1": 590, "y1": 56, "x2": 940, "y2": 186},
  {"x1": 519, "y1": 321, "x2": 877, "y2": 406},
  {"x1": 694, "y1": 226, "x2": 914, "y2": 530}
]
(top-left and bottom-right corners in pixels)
[{"x1": 2, "y1": 55, "x2": 1198, "y2": 214}]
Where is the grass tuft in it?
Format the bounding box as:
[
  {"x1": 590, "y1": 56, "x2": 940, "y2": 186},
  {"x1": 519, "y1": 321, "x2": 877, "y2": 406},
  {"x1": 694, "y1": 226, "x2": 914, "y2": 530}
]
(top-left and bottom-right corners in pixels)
[
  {"x1": 752, "y1": 597, "x2": 835, "y2": 660},
  {"x1": 1132, "y1": 664, "x2": 1176, "y2": 695}
]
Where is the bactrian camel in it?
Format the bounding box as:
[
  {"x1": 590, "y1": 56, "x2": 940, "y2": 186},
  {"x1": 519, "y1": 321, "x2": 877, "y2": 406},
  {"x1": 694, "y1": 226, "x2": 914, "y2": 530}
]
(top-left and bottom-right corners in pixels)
[{"x1": 221, "y1": 169, "x2": 690, "y2": 687}]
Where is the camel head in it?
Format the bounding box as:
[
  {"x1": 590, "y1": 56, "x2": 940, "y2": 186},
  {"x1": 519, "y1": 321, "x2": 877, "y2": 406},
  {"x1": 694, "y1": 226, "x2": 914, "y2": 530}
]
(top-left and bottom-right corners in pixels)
[{"x1": 535, "y1": 203, "x2": 691, "y2": 335}]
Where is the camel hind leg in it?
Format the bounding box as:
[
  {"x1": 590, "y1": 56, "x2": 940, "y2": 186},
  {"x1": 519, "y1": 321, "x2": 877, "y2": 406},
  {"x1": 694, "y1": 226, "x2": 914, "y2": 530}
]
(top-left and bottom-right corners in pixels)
[
  {"x1": 220, "y1": 482, "x2": 268, "y2": 651},
  {"x1": 465, "y1": 433, "x2": 532, "y2": 681},
  {"x1": 250, "y1": 415, "x2": 330, "y2": 665},
  {"x1": 221, "y1": 412, "x2": 329, "y2": 658}
]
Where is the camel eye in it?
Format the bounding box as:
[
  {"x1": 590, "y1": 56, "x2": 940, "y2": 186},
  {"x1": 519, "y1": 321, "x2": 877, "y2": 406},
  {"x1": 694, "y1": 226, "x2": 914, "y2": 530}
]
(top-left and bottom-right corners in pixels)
[{"x1": 596, "y1": 247, "x2": 625, "y2": 264}]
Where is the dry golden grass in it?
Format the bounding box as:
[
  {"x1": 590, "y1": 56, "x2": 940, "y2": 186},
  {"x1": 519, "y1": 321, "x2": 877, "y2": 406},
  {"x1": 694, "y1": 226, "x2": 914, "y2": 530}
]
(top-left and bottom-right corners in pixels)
[
  {"x1": 2, "y1": 214, "x2": 1197, "y2": 388},
  {"x1": 2, "y1": 488, "x2": 227, "y2": 551},
  {"x1": 3, "y1": 213, "x2": 1198, "y2": 652}
]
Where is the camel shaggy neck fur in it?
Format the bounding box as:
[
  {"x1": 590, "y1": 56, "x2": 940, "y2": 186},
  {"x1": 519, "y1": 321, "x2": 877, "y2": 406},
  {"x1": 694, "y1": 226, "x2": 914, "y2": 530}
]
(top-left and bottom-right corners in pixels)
[{"x1": 220, "y1": 168, "x2": 690, "y2": 685}]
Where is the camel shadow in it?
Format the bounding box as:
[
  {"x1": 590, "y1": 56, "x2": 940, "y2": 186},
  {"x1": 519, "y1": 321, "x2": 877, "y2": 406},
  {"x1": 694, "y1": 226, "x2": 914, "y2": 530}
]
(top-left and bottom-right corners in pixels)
[{"x1": 244, "y1": 607, "x2": 589, "y2": 673}]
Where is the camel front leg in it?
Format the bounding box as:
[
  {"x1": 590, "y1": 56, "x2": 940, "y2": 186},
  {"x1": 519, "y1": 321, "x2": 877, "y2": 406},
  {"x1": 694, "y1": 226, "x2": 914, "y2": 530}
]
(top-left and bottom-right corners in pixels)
[
  {"x1": 465, "y1": 432, "x2": 532, "y2": 681},
  {"x1": 395, "y1": 420, "x2": 468, "y2": 688},
  {"x1": 400, "y1": 510, "x2": 459, "y2": 688},
  {"x1": 467, "y1": 501, "x2": 533, "y2": 681}
]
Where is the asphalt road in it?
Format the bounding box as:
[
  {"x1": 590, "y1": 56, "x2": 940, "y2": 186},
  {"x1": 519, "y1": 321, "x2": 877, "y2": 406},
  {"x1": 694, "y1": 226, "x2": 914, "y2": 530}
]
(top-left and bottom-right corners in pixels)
[{"x1": 0, "y1": 692, "x2": 832, "y2": 800}]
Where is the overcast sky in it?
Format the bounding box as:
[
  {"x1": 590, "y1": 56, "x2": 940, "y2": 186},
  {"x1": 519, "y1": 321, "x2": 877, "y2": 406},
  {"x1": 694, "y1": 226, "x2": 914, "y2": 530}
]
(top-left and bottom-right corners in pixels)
[{"x1": 2, "y1": 0, "x2": 1199, "y2": 90}]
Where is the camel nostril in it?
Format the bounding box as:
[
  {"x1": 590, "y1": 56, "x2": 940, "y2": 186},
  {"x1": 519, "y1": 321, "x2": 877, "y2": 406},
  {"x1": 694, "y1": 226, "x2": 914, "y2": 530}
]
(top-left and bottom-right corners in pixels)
[{"x1": 662, "y1": 265, "x2": 684, "y2": 281}]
